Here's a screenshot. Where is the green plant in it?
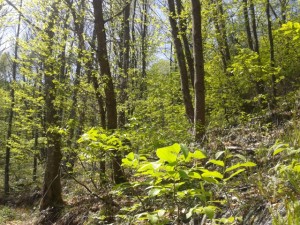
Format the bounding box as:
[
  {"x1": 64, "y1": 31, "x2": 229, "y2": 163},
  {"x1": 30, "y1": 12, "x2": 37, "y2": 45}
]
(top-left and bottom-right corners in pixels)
[
  {"x1": 0, "y1": 206, "x2": 18, "y2": 224},
  {"x1": 118, "y1": 143, "x2": 255, "y2": 224}
]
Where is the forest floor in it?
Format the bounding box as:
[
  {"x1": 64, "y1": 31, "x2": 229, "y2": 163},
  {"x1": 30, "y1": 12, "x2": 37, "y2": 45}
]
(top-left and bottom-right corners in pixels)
[{"x1": 0, "y1": 113, "x2": 299, "y2": 225}]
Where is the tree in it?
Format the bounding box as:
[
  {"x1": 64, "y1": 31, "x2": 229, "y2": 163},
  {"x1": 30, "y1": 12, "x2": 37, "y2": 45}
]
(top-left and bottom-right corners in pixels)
[
  {"x1": 266, "y1": 0, "x2": 276, "y2": 107},
  {"x1": 92, "y1": 0, "x2": 125, "y2": 184},
  {"x1": 4, "y1": 0, "x2": 22, "y2": 195},
  {"x1": 167, "y1": 0, "x2": 194, "y2": 123},
  {"x1": 40, "y1": 1, "x2": 64, "y2": 210},
  {"x1": 191, "y1": 0, "x2": 205, "y2": 141}
]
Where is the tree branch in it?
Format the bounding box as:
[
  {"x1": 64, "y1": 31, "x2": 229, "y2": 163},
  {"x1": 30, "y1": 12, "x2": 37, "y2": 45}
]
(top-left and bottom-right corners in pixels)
[
  {"x1": 104, "y1": 1, "x2": 131, "y2": 23},
  {"x1": 5, "y1": 0, "x2": 41, "y2": 32}
]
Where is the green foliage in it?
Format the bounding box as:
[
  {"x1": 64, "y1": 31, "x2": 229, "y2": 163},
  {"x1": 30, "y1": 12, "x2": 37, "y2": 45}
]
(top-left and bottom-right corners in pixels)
[
  {"x1": 118, "y1": 143, "x2": 255, "y2": 224},
  {"x1": 0, "y1": 206, "x2": 19, "y2": 224},
  {"x1": 254, "y1": 139, "x2": 300, "y2": 224},
  {"x1": 127, "y1": 60, "x2": 192, "y2": 152}
]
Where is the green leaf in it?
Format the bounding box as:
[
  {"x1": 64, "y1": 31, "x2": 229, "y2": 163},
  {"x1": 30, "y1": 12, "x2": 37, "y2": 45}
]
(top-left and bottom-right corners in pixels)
[
  {"x1": 156, "y1": 143, "x2": 180, "y2": 163},
  {"x1": 215, "y1": 151, "x2": 224, "y2": 159},
  {"x1": 192, "y1": 150, "x2": 206, "y2": 160},
  {"x1": 126, "y1": 152, "x2": 135, "y2": 161},
  {"x1": 179, "y1": 170, "x2": 189, "y2": 179},
  {"x1": 201, "y1": 170, "x2": 223, "y2": 179},
  {"x1": 148, "y1": 214, "x2": 158, "y2": 223},
  {"x1": 203, "y1": 206, "x2": 216, "y2": 219},
  {"x1": 224, "y1": 169, "x2": 246, "y2": 181},
  {"x1": 188, "y1": 171, "x2": 202, "y2": 179},
  {"x1": 181, "y1": 144, "x2": 189, "y2": 159},
  {"x1": 157, "y1": 209, "x2": 166, "y2": 217},
  {"x1": 208, "y1": 160, "x2": 225, "y2": 167},
  {"x1": 225, "y1": 162, "x2": 256, "y2": 172},
  {"x1": 272, "y1": 142, "x2": 289, "y2": 156},
  {"x1": 148, "y1": 188, "x2": 161, "y2": 197},
  {"x1": 138, "y1": 163, "x2": 153, "y2": 172},
  {"x1": 241, "y1": 162, "x2": 256, "y2": 167}
]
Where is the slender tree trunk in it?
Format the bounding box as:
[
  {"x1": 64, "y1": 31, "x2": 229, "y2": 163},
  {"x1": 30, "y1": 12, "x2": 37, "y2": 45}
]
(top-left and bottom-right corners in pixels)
[
  {"x1": 64, "y1": 0, "x2": 85, "y2": 173},
  {"x1": 92, "y1": 0, "x2": 125, "y2": 184},
  {"x1": 4, "y1": 0, "x2": 22, "y2": 195},
  {"x1": 266, "y1": 0, "x2": 276, "y2": 107},
  {"x1": 119, "y1": 2, "x2": 131, "y2": 128},
  {"x1": 40, "y1": 1, "x2": 64, "y2": 210},
  {"x1": 243, "y1": 0, "x2": 254, "y2": 50},
  {"x1": 191, "y1": 0, "x2": 205, "y2": 141},
  {"x1": 167, "y1": 0, "x2": 194, "y2": 122},
  {"x1": 175, "y1": 0, "x2": 195, "y2": 86},
  {"x1": 249, "y1": 0, "x2": 265, "y2": 96},
  {"x1": 249, "y1": 0, "x2": 259, "y2": 54},
  {"x1": 211, "y1": 0, "x2": 231, "y2": 70},
  {"x1": 140, "y1": 0, "x2": 148, "y2": 97},
  {"x1": 280, "y1": 0, "x2": 288, "y2": 23},
  {"x1": 33, "y1": 129, "x2": 38, "y2": 181},
  {"x1": 87, "y1": 30, "x2": 106, "y2": 129}
]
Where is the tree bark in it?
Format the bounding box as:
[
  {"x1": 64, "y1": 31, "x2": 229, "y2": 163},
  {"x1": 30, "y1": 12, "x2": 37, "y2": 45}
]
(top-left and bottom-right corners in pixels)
[
  {"x1": 191, "y1": 0, "x2": 205, "y2": 141},
  {"x1": 167, "y1": 0, "x2": 194, "y2": 123},
  {"x1": 175, "y1": 0, "x2": 195, "y2": 86},
  {"x1": 40, "y1": 1, "x2": 64, "y2": 210},
  {"x1": 266, "y1": 0, "x2": 276, "y2": 107},
  {"x1": 243, "y1": 0, "x2": 254, "y2": 50},
  {"x1": 119, "y1": 2, "x2": 131, "y2": 128},
  {"x1": 92, "y1": 0, "x2": 125, "y2": 184},
  {"x1": 249, "y1": 0, "x2": 259, "y2": 54},
  {"x1": 211, "y1": 0, "x2": 231, "y2": 69},
  {"x1": 140, "y1": 0, "x2": 148, "y2": 97}
]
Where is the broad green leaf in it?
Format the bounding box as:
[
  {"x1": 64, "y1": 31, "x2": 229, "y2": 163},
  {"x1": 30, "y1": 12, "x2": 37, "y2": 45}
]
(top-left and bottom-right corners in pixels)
[
  {"x1": 293, "y1": 165, "x2": 300, "y2": 172},
  {"x1": 203, "y1": 206, "x2": 216, "y2": 219},
  {"x1": 148, "y1": 188, "x2": 161, "y2": 197},
  {"x1": 126, "y1": 152, "x2": 134, "y2": 161},
  {"x1": 138, "y1": 163, "x2": 153, "y2": 172},
  {"x1": 156, "y1": 143, "x2": 180, "y2": 163},
  {"x1": 181, "y1": 144, "x2": 189, "y2": 158},
  {"x1": 192, "y1": 150, "x2": 206, "y2": 159},
  {"x1": 188, "y1": 172, "x2": 202, "y2": 179},
  {"x1": 273, "y1": 147, "x2": 286, "y2": 156},
  {"x1": 272, "y1": 142, "x2": 289, "y2": 156},
  {"x1": 208, "y1": 160, "x2": 225, "y2": 167},
  {"x1": 179, "y1": 170, "x2": 189, "y2": 179},
  {"x1": 201, "y1": 171, "x2": 223, "y2": 179}
]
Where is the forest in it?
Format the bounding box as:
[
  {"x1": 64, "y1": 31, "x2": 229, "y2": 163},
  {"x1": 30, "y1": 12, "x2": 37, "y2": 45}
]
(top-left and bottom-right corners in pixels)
[{"x1": 0, "y1": 0, "x2": 300, "y2": 224}]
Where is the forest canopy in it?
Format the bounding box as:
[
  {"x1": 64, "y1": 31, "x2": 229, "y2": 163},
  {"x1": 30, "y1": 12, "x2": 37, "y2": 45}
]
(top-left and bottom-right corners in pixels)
[{"x1": 0, "y1": 0, "x2": 300, "y2": 224}]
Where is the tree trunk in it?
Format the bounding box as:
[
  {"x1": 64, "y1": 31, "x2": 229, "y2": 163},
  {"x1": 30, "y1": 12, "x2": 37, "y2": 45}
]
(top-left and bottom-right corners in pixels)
[
  {"x1": 249, "y1": 0, "x2": 259, "y2": 54},
  {"x1": 211, "y1": 0, "x2": 231, "y2": 70},
  {"x1": 243, "y1": 0, "x2": 254, "y2": 50},
  {"x1": 64, "y1": 0, "x2": 86, "y2": 173},
  {"x1": 4, "y1": 0, "x2": 22, "y2": 195},
  {"x1": 167, "y1": 0, "x2": 194, "y2": 123},
  {"x1": 40, "y1": 1, "x2": 63, "y2": 210},
  {"x1": 140, "y1": 0, "x2": 148, "y2": 97},
  {"x1": 92, "y1": 0, "x2": 125, "y2": 184},
  {"x1": 87, "y1": 30, "x2": 106, "y2": 129},
  {"x1": 119, "y1": 2, "x2": 131, "y2": 128},
  {"x1": 175, "y1": 0, "x2": 195, "y2": 86},
  {"x1": 191, "y1": 0, "x2": 205, "y2": 142},
  {"x1": 266, "y1": 0, "x2": 276, "y2": 107}
]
